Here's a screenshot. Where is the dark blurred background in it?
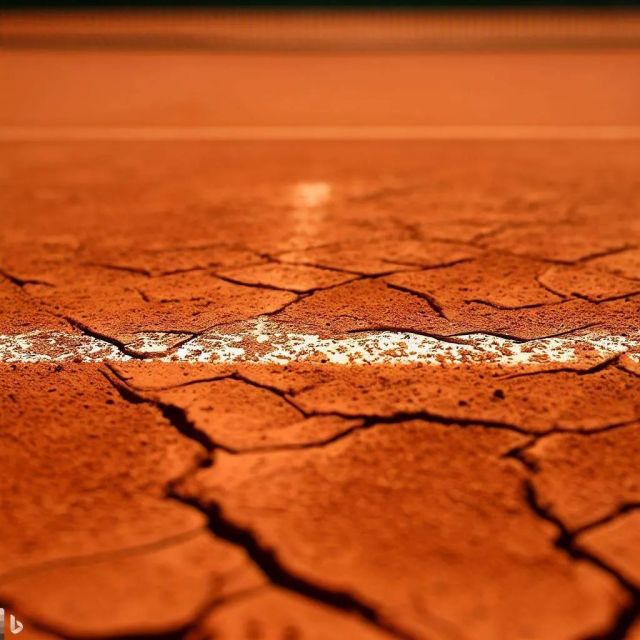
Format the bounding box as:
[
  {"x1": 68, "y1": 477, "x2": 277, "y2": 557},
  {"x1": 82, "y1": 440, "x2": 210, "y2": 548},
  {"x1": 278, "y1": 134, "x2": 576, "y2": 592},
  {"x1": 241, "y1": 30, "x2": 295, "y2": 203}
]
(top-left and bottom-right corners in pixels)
[
  {"x1": 2, "y1": 0, "x2": 640, "y2": 7},
  {"x1": 2, "y1": 0, "x2": 638, "y2": 128}
]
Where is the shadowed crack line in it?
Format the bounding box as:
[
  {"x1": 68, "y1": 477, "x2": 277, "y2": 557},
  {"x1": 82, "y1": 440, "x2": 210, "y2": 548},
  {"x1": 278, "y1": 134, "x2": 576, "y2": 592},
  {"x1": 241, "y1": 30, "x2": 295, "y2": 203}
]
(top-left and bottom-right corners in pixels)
[
  {"x1": 142, "y1": 331, "x2": 200, "y2": 358},
  {"x1": 552, "y1": 418, "x2": 640, "y2": 438},
  {"x1": 180, "y1": 274, "x2": 386, "y2": 336},
  {"x1": 0, "y1": 269, "x2": 53, "y2": 288},
  {"x1": 503, "y1": 419, "x2": 640, "y2": 479},
  {"x1": 106, "y1": 365, "x2": 365, "y2": 453},
  {"x1": 295, "y1": 410, "x2": 640, "y2": 443},
  {"x1": 168, "y1": 489, "x2": 412, "y2": 640},
  {"x1": 471, "y1": 244, "x2": 637, "y2": 267},
  {"x1": 523, "y1": 481, "x2": 640, "y2": 640},
  {"x1": 229, "y1": 371, "x2": 309, "y2": 417},
  {"x1": 102, "y1": 368, "x2": 222, "y2": 453},
  {"x1": 85, "y1": 262, "x2": 152, "y2": 277},
  {"x1": 144, "y1": 242, "x2": 247, "y2": 255},
  {"x1": 618, "y1": 362, "x2": 640, "y2": 378},
  {"x1": 98, "y1": 366, "x2": 640, "y2": 444},
  {"x1": 263, "y1": 242, "x2": 334, "y2": 258},
  {"x1": 501, "y1": 437, "x2": 540, "y2": 472},
  {"x1": 465, "y1": 297, "x2": 566, "y2": 311},
  {"x1": 118, "y1": 372, "x2": 237, "y2": 393},
  {"x1": 0, "y1": 577, "x2": 267, "y2": 640},
  {"x1": 135, "y1": 287, "x2": 152, "y2": 303},
  {"x1": 343, "y1": 325, "x2": 470, "y2": 345},
  {"x1": 157, "y1": 402, "x2": 223, "y2": 453},
  {"x1": 1, "y1": 272, "x2": 151, "y2": 359},
  {"x1": 573, "y1": 503, "x2": 640, "y2": 538},
  {"x1": 566, "y1": 290, "x2": 640, "y2": 305},
  {"x1": 380, "y1": 256, "x2": 476, "y2": 271},
  {"x1": 211, "y1": 271, "x2": 302, "y2": 293},
  {"x1": 448, "y1": 322, "x2": 599, "y2": 344},
  {"x1": 61, "y1": 316, "x2": 146, "y2": 360},
  {"x1": 348, "y1": 186, "x2": 414, "y2": 204},
  {"x1": 0, "y1": 527, "x2": 205, "y2": 586},
  {"x1": 236, "y1": 413, "x2": 531, "y2": 454},
  {"x1": 467, "y1": 223, "x2": 516, "y2": 244},
  {"x1": 384, "y1": 281, "x2": 448, "y2": 318},
  {"x1": 230, "y1": 421, "x2": 366, "y2": 454},
  {"x1": 535, "y1": 274, "x2": 569, "y2": 299},
  {"x1": 265, "y1": 255, "x2": 367, "y2": 276},
  {"x1": 248, "y1": 292, "x2": 306, "y2": 319},
  {"x1": 498, "y1": 353, "x2": 622, "y2": 380},
  {"x1": 111, "y1": 366, "x2": 313, "y2": 446},
  {"x1": 156, "y1": 256, "x2": 267, "y2": 278},
  {"x1": 269, "y1": 255, "x2": 444, "y2": 280},
  {"x1": 102, "y1": 374, "x2": 409, "y2": 638},
  {"x1": 0, "y1": 596, "x2": 186, "y2": 640},
  {"x1": 302, "y1": 410, "x2": 532, "y2": 437},
  {"x1": 213, "y1": 270, "x2": 362, "y2": 295},
  {"x1": 597, "y1": 291, "x2": 640, "y2": 304},
  {"x1": 575, "y1": 245, "x2": 638, "y2": 266},
  {"x1": 103, "y1": 363, "x2": 411, "y2": 636},
  {"x1": 167, "y1": 295, "x2": 309, "y2": 343}
]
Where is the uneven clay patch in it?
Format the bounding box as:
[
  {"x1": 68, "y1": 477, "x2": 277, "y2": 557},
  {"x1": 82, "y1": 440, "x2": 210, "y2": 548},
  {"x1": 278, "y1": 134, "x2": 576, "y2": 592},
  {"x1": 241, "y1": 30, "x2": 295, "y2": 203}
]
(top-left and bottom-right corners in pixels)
[
  {"x1": 0, "y1": 279, "x2": 68, "y2": 334},
  {"x1": 387, "y1": 253, "x2": 562, "y2": 309},
  {"x1": 141, "y1": 377, "x2": 305, "y2": 451},
  {"x1": 481, "y1": 223, "x2": 631, "y2": 263},
  {"x1": 525, "y1": 424, "x2": 640, "y2": 531},
  {"x1": 217, "y1": 261, "x2": 357, "y2": 292},
  {"x1": 589, "y1": 247, "x2": 640, "y2": 281},
  {"x1": 538, "y1": 264, "x2": 640, "y2": 302},
  {"x1": 579, "y1": 511, "x2": 640, "y2": 588},
  {"x1": 275, "y1": 363, "x2": 640, "y2": 433},
  {"x1": 0, "y1": 532, "x2": 263, "y2": 638},
  {"x1": 189, "y1": 587, "x2": 392, "y2": 640},
  {"x1": 0, "y1": 365, "x2": 205, "y2": 575},
  {"x1": 2, "y1": 139, "x2": 640, "y2": 638},
  {"x1": 277, "y1": 238, "x2": 478, "y2": 275},
  {"x1": 178, "y1": 421, "x2": 626, "y2": 640}
]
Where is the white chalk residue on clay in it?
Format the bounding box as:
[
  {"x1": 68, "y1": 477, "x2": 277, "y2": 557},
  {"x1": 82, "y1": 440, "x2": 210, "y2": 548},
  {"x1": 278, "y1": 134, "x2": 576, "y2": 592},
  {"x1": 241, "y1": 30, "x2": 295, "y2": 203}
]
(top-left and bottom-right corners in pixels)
[{"x1": 1, "y1": 318, "x2": 639, "y2": 367}]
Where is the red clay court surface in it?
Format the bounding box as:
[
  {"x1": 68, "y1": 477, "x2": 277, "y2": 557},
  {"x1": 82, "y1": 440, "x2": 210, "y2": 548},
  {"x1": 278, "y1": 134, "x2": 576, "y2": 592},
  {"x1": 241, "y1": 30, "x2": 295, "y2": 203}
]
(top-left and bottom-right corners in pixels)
[{"x1": 1, "y1": 11, "x2": 640, "y2": 640}]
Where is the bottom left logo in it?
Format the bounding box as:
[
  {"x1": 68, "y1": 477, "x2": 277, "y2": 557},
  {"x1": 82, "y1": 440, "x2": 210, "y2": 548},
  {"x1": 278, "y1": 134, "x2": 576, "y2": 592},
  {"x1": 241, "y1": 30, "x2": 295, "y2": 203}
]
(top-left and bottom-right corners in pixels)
[{"x1": 0, "y1": 609, "x2": 23, "y2": 636}]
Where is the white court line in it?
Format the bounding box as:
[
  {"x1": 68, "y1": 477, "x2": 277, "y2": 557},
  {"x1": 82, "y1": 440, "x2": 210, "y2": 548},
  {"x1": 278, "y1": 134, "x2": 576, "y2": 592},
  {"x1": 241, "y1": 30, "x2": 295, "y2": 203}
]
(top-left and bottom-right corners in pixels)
[
  {"x1": 1, "y1": 319, "x2": 639, "y2": 367},
  {"x1": 2, "y1": 126, "x2": 640, "y2": 142}
]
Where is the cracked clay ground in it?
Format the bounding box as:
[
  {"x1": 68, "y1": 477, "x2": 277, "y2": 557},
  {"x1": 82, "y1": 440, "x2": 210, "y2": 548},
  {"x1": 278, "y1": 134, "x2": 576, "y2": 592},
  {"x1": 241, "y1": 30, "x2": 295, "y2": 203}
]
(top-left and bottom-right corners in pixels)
[{"x1": 2, "y1": 13, "x2": 640, "y2": 640}]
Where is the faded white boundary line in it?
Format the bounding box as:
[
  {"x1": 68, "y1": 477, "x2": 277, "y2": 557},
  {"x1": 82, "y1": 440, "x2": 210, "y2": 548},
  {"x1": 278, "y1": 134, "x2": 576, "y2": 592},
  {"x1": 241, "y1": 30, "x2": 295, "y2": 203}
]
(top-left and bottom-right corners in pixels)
[
  {"x1": 2, "y1": 126, "x2": 640, "y2": 142},
  {"x1": 1, "y1": 319, "x2": 639, "y2": 367}
]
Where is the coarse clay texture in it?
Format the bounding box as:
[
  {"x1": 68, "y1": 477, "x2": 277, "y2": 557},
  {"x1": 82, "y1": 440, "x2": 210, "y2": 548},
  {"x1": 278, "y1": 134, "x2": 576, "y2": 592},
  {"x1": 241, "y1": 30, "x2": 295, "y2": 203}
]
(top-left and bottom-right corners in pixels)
[{"x1": 2, "y1": 131, "x2": 640, "y2": 637}]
